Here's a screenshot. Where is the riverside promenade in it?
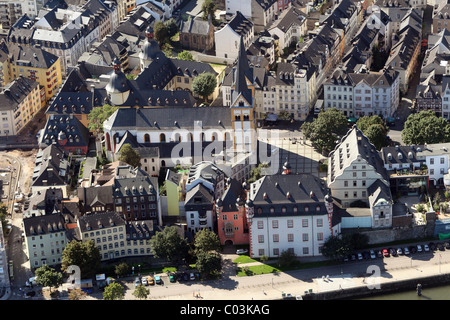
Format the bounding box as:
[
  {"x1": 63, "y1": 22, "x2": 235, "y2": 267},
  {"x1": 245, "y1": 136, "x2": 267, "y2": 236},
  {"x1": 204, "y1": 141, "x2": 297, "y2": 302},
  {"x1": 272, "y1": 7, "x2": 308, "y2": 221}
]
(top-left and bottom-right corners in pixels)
[{"x1": 145, "y1": 256, "x2": 450, "y2": 300}]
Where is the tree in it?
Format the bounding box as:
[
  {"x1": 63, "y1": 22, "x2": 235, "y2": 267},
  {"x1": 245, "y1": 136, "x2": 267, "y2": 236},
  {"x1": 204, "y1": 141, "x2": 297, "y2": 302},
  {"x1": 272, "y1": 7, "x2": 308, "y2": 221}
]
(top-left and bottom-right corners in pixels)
[
  {"x1": 133, "y1": 284, "x2": 150, "y2": 300},
  {"x1": 68, "y1": 288, "x2": 87, "y2": 300},
  {"x1": 118, "y1": 143, "x2": 141, "y2": 168},
  {"x1": 164, "y1": 18, "x2": 178, "y2": 38},
  {"x1": 195, "y1": 251, "x2": 222, "y2": 279},
  {"x1": 149, "y1": 226, "x2": 189, "y2": 264},
  {"x1": 87, "y1": 104, "x2": 119, "y2": 135},
  {"x1": 192, "y1": 73, "x2": 217, "y2": 101},
  {"x1": 301, "y1": 108, "x2": 348, "y2": 155},
  {"x1": 356, "y1": 115, "x2": 388, "y2": 134},
  {"x1": 321, "y1": 235, "x2": 351, "y2": 260},
  {"x1": 61, "y1": 240, "x2": 101, "y2": 279},
  {"x1": 103, "y1": 282, "x2": 125, "y2": 300},
  {"x1": 194, "y1": 229, "x2": 221, "y2": 254},
  {"x1": 201, "y1": 0, "x2": 216, "y2": 20},
  {"x1": 401, "y1": 111, "x2": 450, "y2": 145},
  {"x1": 154, "y1": 20, "x2": 168, "y2": 46},
  {"x1": 278, "y1": 250, "x2": 297, "y2": 268},
  {"x1": 115, "y1": 262, "x2": 130, "y2": 278},
  {"x1": 35, "y1": 265, "x2": 64, "y2": 292},
  {"x1": 0, "y1": 203, "x2": 8, "y2": 231},
  {"x1": 248, "y1": 162, "x2": 269, "y2": 183},
  {"x1": 364, "y1": 124, "x2": 388, "y2": 150},
  {"x1": 178, "y1": 50, "x2": 194, "y2": 61}
]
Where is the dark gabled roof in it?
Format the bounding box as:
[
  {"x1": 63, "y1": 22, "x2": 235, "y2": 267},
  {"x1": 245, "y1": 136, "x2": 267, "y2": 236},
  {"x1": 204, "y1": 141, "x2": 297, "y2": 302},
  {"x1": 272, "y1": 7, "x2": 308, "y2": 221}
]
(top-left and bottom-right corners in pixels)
[
  {"x1": 249, "y1": 174, "x2": 330, "y2": 217},
  {"x1": 125, "y1": 219, "x2": 155, "y2": 239},
  {"x1": 23, "y1": 212, "x2": 70, "y2": 237},
  {"x1": 32, "y1": 144, "x2": 69, "y2": 187},
  {"x1": 112, "y1": 175, "x2": 158, "y2": 198},
  {"x1": 78, "y1": 185, "x2": 113, "y2": 210},
  {"x1": 254, "y1": 0, "x2": 277, "y2": 10},
  {"x1": 219, "y1": 178, "x2": 243, "y2": 212},
  {"x1": 104, "y1": 106, "x2": 232, "y2": 130},
  {"x1": 231, "y1": 36, "x2": 253, "y2": 106},
  {"x1": 169, "y1": 58, "x2": 217, "y2": 77},
  {"x1": 6, "y1": 42, "x2": 59, "y2": 69},
  {"x1": 380, "y1": 144, "x2": 425, "y2": 166},
  {"x1": 226, "y1": 11, "x2": 253, "y2": 36},
  {"x1": 93, "y1": 36, "x2": 128, "y2": 66},
  {"x1": 184, "y1": 183, "x2": 214, "y2": 211},
  {"x1": 368, "y1": 179, "x2": 392, "y2": 207},
  {"x1": 46, "y1": 91, "x2": 94, "y2": 115},
  {"x1": 180, "y1": 16, "x2": 212, "y2": 35},
  {"x1": 78, "y1": 211, "x2": 126, "y2": 232},
  {"x1": 39, "y1": 114, "x2": 90, "y2": 150},
  {"x1": 0, "y1": 76, "x2": 39, "y2": 111},
  {"x1": 269, "y1": 6, "x2": 306, "y2": 32}
]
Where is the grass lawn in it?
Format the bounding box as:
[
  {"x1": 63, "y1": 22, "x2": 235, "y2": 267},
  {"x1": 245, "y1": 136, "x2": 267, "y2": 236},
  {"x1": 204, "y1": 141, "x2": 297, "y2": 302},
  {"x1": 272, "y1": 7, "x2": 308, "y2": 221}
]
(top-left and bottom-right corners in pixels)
[
  {"x1": 233, "y1": 255, "x2": 258, "y2": 264},
  {"x1": 237, "y1": 264, "x2": 281, "y2": 276},
  {"x1": 209, "y1": 63, "x2": 227, "y2": 74}
]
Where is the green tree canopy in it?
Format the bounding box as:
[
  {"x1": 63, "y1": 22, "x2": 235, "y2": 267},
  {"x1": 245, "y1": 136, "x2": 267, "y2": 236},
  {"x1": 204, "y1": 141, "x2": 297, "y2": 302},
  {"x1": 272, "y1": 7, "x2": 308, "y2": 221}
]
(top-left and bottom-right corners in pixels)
[
  {"x1": 178, "y1": 50, "x2": 194, "y2": 61},
  {"x1": 321, "y1": 235, "x2": 351, "y2": 260},
  {"x1": 149, "y1": 226, "x2": 189, "y2": 264},
  {"x1": 194, "y1": 229, "x2": 221, "y2": 254},
  {"x1": 201, "y1": 0, "x2": 216, "y2": 20},
  {"x1": 195, "y1": 251, "x2": 222, "y2": 279},
  {"x1": 164, "y1": 18, "x2": 178, "y2": 38},
  {"x1": 118, "y1": 143, "x2": 141, "y2": 168},
  {"x1": 0, "y1": 203, "x2": 8, "y2": 231},
  {"x1": 133, "y1": 284, "x2": 150, "y2": 300},
  {"x1": 154, "y1": 20, "x2": 168, "y2": 46},
  {"x1": 301, "y1": 108, "x2": 348, "y2": 154},
  {"x1": 88, "y1": 104, "x2": 119, "y2": 134},
  {"x1": 35, "y1": 265, "x2": 64, "y2": 291},
  {"x1": 192, "y1": 73, "x2": 217, "y2": 101},
  {"x1": 103, "y1": 282, "x2": 125, "y2": 300},
  {"x1": 356, "y1": 115, "x2": 388, "y2": 134},
  {"x1": 114, "y1": 262, "x2": 130, "y2": 278},
  {"x1": 401, "y1": 111, "x2": 450, "y2": 145},
  {"x1": 61, "y1": 240, "x2": 101, "y2": 279},
  {"x1": 248, "y1": 162, "x2": 269, "y2": 183},
  {"x1": 356, "y1": 115, "x2": 389, "y2": 150}
]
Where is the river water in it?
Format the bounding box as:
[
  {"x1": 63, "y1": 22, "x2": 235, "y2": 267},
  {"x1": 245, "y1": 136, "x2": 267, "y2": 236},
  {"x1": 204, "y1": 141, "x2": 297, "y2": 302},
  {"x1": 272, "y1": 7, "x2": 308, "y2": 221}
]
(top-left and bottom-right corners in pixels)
[{"x1": 360, "y1": 284, "x2": 450, "y2": 300}]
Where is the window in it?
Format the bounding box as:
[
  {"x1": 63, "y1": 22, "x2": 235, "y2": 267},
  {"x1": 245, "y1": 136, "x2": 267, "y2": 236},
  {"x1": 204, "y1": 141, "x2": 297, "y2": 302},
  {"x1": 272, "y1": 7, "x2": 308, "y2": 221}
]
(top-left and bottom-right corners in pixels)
[
  {"x1": 302, "y1": 219, "x2": 308, "y2": 227},
  {"x1": 317, "y1": 219, "x2": 323, "y2": 227},
  {"x1": 441, "y1": 157, "x2": 445, "y2": 164},
  {"x1": 287, "y1": 220, "x2": 293, "y2": 228},
  {"x1": 317, "y1": 233, "x2": 324, "y2": 241},
  {"x1": 302, "y1": 233, "x2": 308, "y2": 242},
  {"x1": 272, "y1": 220, "x2": 278, "y2": 228},
  {"x1": 257, "y1": 221, "x2": 264, "y2": 229},
  {"x1": 273, "y1": 234, "x2": 279, "y2": 242},
  {"x1": 258, "y1": 235, "x2": 264, "y2": 243},
  {"x1": 288, "y1": 234, "x2": 294, "y2": 242}
]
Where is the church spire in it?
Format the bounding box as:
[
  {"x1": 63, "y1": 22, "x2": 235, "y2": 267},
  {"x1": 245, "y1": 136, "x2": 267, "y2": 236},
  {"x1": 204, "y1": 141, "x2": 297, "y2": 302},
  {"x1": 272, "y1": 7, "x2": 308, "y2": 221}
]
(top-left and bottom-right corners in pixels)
[{"x1": 232, "y1": 36, "x2": 253, "y2": 107}]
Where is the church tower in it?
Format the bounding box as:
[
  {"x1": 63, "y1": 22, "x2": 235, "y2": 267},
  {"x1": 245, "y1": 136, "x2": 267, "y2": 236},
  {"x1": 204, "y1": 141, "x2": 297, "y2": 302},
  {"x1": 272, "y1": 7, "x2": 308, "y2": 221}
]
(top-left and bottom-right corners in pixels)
[{"x1": 230, "y1": 36, "x2": 256, "y2": 155}]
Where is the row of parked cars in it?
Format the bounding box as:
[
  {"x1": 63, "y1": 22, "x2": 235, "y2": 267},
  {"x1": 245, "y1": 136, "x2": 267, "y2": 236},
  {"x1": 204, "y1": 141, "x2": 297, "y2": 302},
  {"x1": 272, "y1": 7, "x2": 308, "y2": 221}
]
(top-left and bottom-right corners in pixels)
[
  {"x1": 344, "y1": 241, "x2": 450, "y2": 262},
  {"x1": 135, "y1": 272, "x2": 199, "y2": 287}
]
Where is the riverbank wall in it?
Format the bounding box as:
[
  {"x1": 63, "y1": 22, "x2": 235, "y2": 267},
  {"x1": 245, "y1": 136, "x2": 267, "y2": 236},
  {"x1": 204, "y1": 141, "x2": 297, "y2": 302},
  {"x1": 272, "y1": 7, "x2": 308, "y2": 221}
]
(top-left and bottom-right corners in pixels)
[{"x1": 301, "y1": 273, "x2": 450, "y2": 300}]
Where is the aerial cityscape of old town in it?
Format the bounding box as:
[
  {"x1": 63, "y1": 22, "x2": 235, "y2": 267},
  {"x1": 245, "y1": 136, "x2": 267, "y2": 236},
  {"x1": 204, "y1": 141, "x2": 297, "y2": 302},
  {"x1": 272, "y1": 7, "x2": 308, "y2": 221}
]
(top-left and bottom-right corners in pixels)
[{"x1": 1, "y1": 0, "x2": 450, "y2": 305}]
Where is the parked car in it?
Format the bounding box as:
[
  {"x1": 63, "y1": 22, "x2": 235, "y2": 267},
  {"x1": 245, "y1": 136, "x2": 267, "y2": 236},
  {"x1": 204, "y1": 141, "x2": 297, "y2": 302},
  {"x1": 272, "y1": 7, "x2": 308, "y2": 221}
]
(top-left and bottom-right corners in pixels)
[
  {"x1": 437, "y1": 243, "x2": 445, "y2": 251},
  {"x1": 417, "y1": 245, "x2": 423, "y2": 253},
  {"x1": 389, "y1": 248, "x2": 397, "y2": 256},
  {"x1": 169, "y1": 274, "x2": 175, "y2": 283},
  {"x1": 190, "y1": 273, "x2": 196, "y2": 281},
  {"x1": 370, "y1": 250, "x2": 376, "y2": 259},
  {"x1": 357, "y1": 253, "x2": 363, "y2": 260},
  {"x1": 25, "y1": 277, "x2": 37, "y2": 287},
  {"x1": 445, "y1": 242, "x2": 450, "y2": 250},
  {"x1": 134, "y1": 278, "x2": 140, "y2": 287},
  {"x1": 351, "y1": 254, "x2": 356, "y2": 261},
  {"x1": 377, "y1": 250, "x2": 383, "y2": 258},
  {"x1": 429, "y1": 242, "x2": 436, "y2": 251},
  {"x1": 24, "y1": 291, "x2": 36, "y2": 298},
  {"x1": 155, "y1": 275, "x2": 162, "y2": 285},
  {"x1": 362, "y1": 251, "x2": 370, "y2": 259},
  {"x1": 147, "y1": 276, "x2": 154, "y2": 285},
  {"x1": 404, "y1": 247, "x2": 410, "y2": 255},
  {"x1": 141, "y1": 277, "x2": 148, "y2": 286},
  {"x1": 343, "y1": 255, "x2": 349, "y2": 262},
  {"x1": 424, "y1": 244, "x2": 430, "y2": 252},
  {"x1": 397, "y1": 248, "x2": 403, "y2": 255},
  {"x1": 382, "y1": 249, "x2": 390, "y2": 257},
  {"x1": 236, "y1": 249, "x2": 249, "y2": 255},
  {"x1": 409, "y1": 246, "x2": 417, "y2": 254},
  {"x1": 183, "y1": 273, "x2": 189, "y2": 281}
]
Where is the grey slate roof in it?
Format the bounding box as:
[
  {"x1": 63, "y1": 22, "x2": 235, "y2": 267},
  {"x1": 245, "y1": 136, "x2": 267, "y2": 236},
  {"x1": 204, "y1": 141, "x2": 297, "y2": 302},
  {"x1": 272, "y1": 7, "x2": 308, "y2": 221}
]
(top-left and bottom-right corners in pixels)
[
  {"x1": 104, "y1": 106, "x2": 233, "y2": 130},
  {"x1": 32, "y1": 144, "x2": 69, "y2": 188},
  {"x1": 0, "y1": 76, "x2": 39, "y2": 111},
  {"x1": 5, "y1": 43, "x2": 59, "y2": 69},
  {"x1": 39, "y1": 114, "x2": 90, "y2": 150},
  {"x1": 249, "y1": 174, "x2": 331, "y2": 217},
  {"x1": 78, "y1": 211, "x2": 126, "y2": 233},
  {"x1": 380, "y1": 145, "x2": 425, "y2": 166},
  {"x1": 180, "y1": 17, "x2": 212, "y2": 35}
]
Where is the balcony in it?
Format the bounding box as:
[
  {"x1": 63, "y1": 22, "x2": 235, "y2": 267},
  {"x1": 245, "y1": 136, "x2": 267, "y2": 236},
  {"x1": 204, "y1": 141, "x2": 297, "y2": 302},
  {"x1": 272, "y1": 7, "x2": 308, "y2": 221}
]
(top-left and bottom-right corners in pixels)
[{"x1": 388, "y1": 168, "x2": 428, "y2": 179}]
